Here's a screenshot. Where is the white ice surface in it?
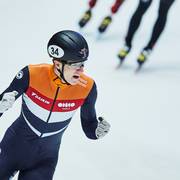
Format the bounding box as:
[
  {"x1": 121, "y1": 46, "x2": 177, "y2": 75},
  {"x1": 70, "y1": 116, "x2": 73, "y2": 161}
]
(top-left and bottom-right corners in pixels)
[{"x1": 0, "y1": 0, "x2": 180, "y2": 179}]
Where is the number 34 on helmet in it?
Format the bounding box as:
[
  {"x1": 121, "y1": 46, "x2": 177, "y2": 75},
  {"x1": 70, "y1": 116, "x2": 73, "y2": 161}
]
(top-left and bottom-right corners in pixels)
[{"x1": 47, "y1": 30, "x2": 89, "y2": 64}]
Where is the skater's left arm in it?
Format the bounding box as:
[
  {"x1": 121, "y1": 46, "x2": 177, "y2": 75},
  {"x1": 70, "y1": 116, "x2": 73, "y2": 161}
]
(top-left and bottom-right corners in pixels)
[{"x1": 80, "y1": 82, "x2": 110, "y2": 139}]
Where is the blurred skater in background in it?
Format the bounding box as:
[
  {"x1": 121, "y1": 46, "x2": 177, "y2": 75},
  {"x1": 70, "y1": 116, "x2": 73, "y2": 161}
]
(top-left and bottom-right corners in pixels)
[
  {"x1": 117, "y1": 0, "x2": 175, "y2": 71},
  {"x1": 79, "y1": 0, "x2": 125, "y2": 33}
]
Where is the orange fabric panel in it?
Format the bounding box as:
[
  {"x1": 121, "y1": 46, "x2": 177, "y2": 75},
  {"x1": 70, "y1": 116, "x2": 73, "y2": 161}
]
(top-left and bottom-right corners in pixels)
[
  {"x1": 57, "y1": 74, "x2": 94, "y2": 100},
  {"x1": 28, "y1": 64, "x2": 94, "y2": 100}
]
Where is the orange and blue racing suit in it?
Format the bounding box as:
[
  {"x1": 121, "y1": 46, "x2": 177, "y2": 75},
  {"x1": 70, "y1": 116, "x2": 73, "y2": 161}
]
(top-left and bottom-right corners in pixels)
[{"x1": 0, "y1": 63, "x2": 98, "y2": 179}]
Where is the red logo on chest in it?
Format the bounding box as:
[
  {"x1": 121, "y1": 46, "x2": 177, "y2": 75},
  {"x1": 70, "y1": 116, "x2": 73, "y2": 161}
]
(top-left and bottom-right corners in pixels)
[{"x1": 25, "y1": 87, "x2": 84, "y2": 112}]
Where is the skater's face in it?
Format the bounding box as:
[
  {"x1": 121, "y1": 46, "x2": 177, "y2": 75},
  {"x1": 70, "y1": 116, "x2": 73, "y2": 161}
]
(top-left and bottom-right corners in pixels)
[{"x1": 53, "y1": 60, "x2": 86, "y2": 86}]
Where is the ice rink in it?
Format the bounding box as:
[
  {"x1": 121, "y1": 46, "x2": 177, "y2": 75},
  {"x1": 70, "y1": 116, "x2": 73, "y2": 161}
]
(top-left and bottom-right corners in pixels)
[{"x1": 0, "y1": 0, "x2": 180, "y2": 179}]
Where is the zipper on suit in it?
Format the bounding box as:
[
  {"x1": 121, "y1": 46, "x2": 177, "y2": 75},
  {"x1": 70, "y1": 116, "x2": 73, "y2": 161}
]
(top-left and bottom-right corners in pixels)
[{"x1": 40, "y1": 87, "x2": 60, "y2": 137}]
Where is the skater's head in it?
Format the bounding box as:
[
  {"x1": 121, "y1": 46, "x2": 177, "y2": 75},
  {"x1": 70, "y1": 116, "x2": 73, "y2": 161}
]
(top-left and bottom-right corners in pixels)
[{"x1": 47, "y1": 30, "x2": 89, "y2": 85}]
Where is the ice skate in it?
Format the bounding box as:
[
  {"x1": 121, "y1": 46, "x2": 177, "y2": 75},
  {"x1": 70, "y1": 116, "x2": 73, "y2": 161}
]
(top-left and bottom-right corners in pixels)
[
  {"x1": 79, "y1": 9, "x2": 92, "y2": 28},
  {"x1": 116, "y1": 45, "x2": 131, "y2": 68},
  {"x1": 135, "y1": 49, "x2": 151, "y2": 72},
  {"x1": 98, "y1": 16, "x2": 112, "y2": 33}
]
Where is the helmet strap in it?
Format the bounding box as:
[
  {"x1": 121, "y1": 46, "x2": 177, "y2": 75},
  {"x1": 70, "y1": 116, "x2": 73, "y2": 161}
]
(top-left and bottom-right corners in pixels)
[{"x1": 57, "y1": 63, "x2": 70, "y2": 85}]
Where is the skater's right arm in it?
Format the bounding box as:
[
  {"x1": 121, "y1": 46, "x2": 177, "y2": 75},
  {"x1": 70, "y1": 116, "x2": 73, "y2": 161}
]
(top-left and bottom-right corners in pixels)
[{"x1": 0, "y1": 66, "x2": 29, "y2": 116}]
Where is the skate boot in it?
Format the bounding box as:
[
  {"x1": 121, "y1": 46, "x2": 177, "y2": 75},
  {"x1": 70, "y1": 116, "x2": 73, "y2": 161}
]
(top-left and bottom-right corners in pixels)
[
  {"x1": 117, "y1": 45, "x2": 131, "y2": 65},
  {"x1": 98, "y1": 16, "x2": 112, "y2": 33},
  {"x1": 137, "y1": 49, "x2": 151, "y2": 66},
  {"x1": 79, "y1": 10, "x2": 92, "y2": 28},
  {"x1": 136, "y1": 49, "x2": 152, "y2": 72}
]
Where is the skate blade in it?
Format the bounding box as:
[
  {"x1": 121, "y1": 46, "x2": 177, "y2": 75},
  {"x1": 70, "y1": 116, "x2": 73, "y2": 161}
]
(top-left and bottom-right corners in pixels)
[
  {"x1": 135, "y1": 64, "x2": 143, "y2": 73},
  {"x1": 78, "y1": 26, "x2": 83, "y2": 32},
  {"x1": 95, "y1": 32, "x2": 103, "y2": 40},
  {"x1": 116, "y1": 60, "x2": 124, "y2": 69}
]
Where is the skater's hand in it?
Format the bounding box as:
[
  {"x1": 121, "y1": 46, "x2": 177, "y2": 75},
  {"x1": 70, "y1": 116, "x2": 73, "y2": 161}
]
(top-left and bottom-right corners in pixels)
[
  {"x1": 0, "y1": 91, "x2": 18, "y2": 113},
  {"x1": 95, "y1": 117, "x2": 110, "y2": 139}
]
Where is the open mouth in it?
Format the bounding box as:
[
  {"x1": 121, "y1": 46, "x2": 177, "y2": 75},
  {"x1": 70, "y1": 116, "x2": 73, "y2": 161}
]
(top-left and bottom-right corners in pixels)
[{"x1": 73, "y1": 75, "x2": 80, "y2": 79}]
